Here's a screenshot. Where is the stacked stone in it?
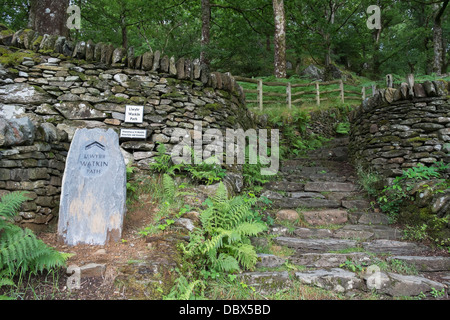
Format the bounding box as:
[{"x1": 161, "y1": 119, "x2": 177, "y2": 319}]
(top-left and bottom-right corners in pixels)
[
  {"x1": 0, "y1": 40, "x2": 255, "y2": 229},
  {"x1": 350, "y1": 79, "x2": 450, "y2": 179},
  {"x1": 0, "y1": 78, "x2": 69, "y2": 230},
  {"x1": 1, "y1": 28, "x2": 245, "y2": 103}
]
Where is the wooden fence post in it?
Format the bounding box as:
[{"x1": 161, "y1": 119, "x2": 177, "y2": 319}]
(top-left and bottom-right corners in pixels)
[
  {"x1": 287, "y1": 82, "x2": 292, "y2": 109},
  {"x1": 371, "y1": 84, "x2": 377, "y2": 97},
  {"x1": 315, "y1": 82, "x2": 320, "y2": 106},
  {"x1": 362, "y1": 87, "x2": 366, "y2": 100},
  {"x1": 258, "y1": 79, "x2": 263, "y2": 111},
  {"x1": 339, "y1": 80, "x2": 344, "y2": 103}
]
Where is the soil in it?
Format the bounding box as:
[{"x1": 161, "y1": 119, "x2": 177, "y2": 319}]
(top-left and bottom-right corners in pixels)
[{"x1": 3, "y1": 195, "x2": 166, "y2": 300}]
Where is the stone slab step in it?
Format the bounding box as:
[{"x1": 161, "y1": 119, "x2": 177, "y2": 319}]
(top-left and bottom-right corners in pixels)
[
  {"x1": 285, "y1": 173, "x2": 348, "y2": 183},
  {"x1": 349, "y1": 212, "x2": 390, "y2": 225},
  {"x1": 294, "y1": 268, "x2": 363, "y2": 293},
  {"x1": 304, "y1": 182, "x2": 358, "y2": 193},
  {"x1": 362, "y1": 240, "x2": 429, "y2": 256},
  {"x1": 271, "y1": 224, "x2": 401, "y2": 241},
  {"x1": 302, "y1": 209, "x2": 348, "y2": 226},
  {"x1": 275, "y1": 237, "x2": 358, "y2": 253},
  {"x1": 290, "y1": 252, "x2": 372, "y2": 268},
  {"x1": 364, "y1": 271, "x2": 446, "y2": 297},
  {"x1": 264, "y1": 181, "x2": 305, "y2": 192},
  {"x1": 272, "y1": 198, "x2": 342, "y2": 209},
  {"x1": 334, "y1": 224, "x2": 402, "y2": 241},
  {"x1": 240, "y1": 271, "x2": 290, "y2": 293},
  {"x1": 388, "y1": 256, "x2": 450, "y2": 272}
]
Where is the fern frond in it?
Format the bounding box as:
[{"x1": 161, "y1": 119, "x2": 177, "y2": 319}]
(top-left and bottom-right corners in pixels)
[
  {"x1": 226, "y1": 243, "x2": 258, "y2": 271},
  {"x1": 162, "y1": 174, "x2": 176, "y2": 202},
  {"x1": 212, "y1": 253, "x2": 240, "y2": 273},
  {"x1": 0, "y1": 192, "x2": 31, "y2": 222}
]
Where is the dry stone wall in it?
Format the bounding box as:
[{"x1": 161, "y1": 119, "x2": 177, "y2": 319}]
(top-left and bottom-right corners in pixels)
[
  {"x1": 349, "y1": 80, "x2": 450, "y2": 179},
  {"x1": 349, "y1": 80, "x2": 450, "y2": 220},
  {"x1": 0, "y1": 28, "x2": 256, "y2": 230}
]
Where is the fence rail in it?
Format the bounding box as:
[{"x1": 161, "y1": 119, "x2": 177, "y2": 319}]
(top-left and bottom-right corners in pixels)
[{"x1": 235, "y1": 76, "x2": 376, "y2": 111}]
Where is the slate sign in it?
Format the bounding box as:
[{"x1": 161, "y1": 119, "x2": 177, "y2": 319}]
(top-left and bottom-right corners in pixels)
[{"x1": 58, "y1": 128, "x2": 127, "y2": 246}]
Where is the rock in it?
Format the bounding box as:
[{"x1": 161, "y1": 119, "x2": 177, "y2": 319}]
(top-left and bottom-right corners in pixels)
[
  {"x1": 293, "y1": 227, "x2": 334, "y2": 239},
  {"x1": 58, "y1": 128, "x2": 127, "y2": 246},
  {"x1": 302, "y1": 209, "x2": 348, "y2": 226},
  {"x1": 264, "y1": 181, "x2": 305, "y2": 192},
  {"x1": 55, "y1": 102, "x2": 107, "y2": 120},
  {"x1": 0, "y1": 83, "x2": 53, "y2": 105},
  {"x1": 256, "y1": 254, "x2": 286, "y2": 268},
  {"x1": 382, "y1": 273, "x2": 445, "y2": 297},
  {"x1": 0, "y1": 117, "x2": 35, "y2": 147},
  {"x1": 275, "y1": 237, "x2": 358, "y2": 253},
  {"x1": 174, "y1": 218, "x2": 195, "y2": 232},
  {"x1": 240, "y1": 271, "x2": 290, "y2": 293},
  {"x1": 294, "y1": 268, "x2": 363, "y2": 293},
  {"x1": 341, "y1": 200, "x2": 370, "y2": 210},
  {"x1": 362, "y1": 240, "x2": 429, "y2": 255},
  {"x1": 273, "y1": 198, "x2": 342, "y2": 209},
  {"x1": 112, "y1": 47, "x2": 126, "y2": 64},
  {"x1": 304, "y1": 182, "x2": 357, "y2": 192},
  {"x1": 291, "y1": 253, "x2": 371, "y2": 268},
  {"x1": 276, "y1": 209, "x2": 299, "y2": 222},
  {"x1": 141, "y1": 51, "x2": 153, "y2": 71},
  {"x1": 299, "y1": 65, "x2": 323, "y2": 81},
  {"x1": 388, "y1": 256, "x2": 450, "y2": 272},
  {"x1": 80, "y1": 263, "x2": 106, "y2": 278},
  {"x1": 358, "y1": 212, "x2": 390, "y2": 225}
]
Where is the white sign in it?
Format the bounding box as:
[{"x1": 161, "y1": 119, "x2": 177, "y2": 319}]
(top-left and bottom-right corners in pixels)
[
  {"x1": 125, "y1": 105, "x2": 144, "y2": 123},
  {"x1": 120, "y1": 129, "x2": 147, "y2": 139}
]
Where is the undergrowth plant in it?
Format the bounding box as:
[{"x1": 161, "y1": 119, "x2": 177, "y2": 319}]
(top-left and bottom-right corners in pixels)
[
  {"x1": 179, "y1": 183, "x2": 267, "y2": 274},
  {"x1": 0, "y1": 192, "x2": 68, "y2": 297},
  {"x1": 378, "y1": 162, "x2": 450, "y2": 222},
  {"x1": 150, "y1": 143, "x2": 226, "y2": 185}
]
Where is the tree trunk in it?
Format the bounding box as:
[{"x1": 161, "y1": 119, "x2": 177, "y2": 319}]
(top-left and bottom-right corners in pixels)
[
  {"x1": 121, "y1": 16, "x2": 128, "y2": 49},
  {"x1": 433, "y1": 1, "x2": 449, "y2": 76},
  {"x1": 273, "y1": 0, "x2": 286, "y2": 78},
  {"x1": 201, "y1": 0, "x2": 211, "y2": 67},
  {"x1": 28, "y1": 0, "x2": 70, "y2": 36}
]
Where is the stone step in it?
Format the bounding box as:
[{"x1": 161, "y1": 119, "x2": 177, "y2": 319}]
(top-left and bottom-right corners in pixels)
[
  {"x1": 388, "y1": 256, "x2": 450, "y2": 272},
  {"x1": 272, "y1": 198, "x2": 342, "y2": 209},
  {"x1": 290, "y1": 252, "x2": 372, "y2": 269},
  {"x1": 302, "y1": 209, "x2": 348, "y2": 226},
  {"x1": 304, "y1": 182, "x2": 358, "y2": 193},
  {"x1": 349, "y1": 212, "x2": 390, "y2": 225},
  {"x1": 275, "y1": 237, "x2": 358, "y2": 253},
  {"x1": 365, "y1": 272, "x2": 446, "y2": 297},
  {"x1": 362, "y1": 240, "x2": 430, "y2": 256},
  {"x1": 294, "y1": 268, "x2": 363, "y2": 293},
  {"x1": 271, "y1": 224, "x2": 402, "y2": 241}
]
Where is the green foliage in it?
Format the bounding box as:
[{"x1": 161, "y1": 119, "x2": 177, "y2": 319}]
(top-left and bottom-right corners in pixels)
[
  {"x1": 149, "y1": 143, "x2": 183, "y2": 176},
  {"x1": 180, "y1": 183, "x2": 267, "y2": 273},
  {"x1": 150, "y1": 143, "x2": 226, "y2": 185},
  {"x1": 0, "y1": 192, "x2": 68, "y2": 277},
  {"x1": 335, "y1": 122, "x2": 350, "y2": 135},
  {"x1": 164, "y1": 271, "x2": 206, "y2": 300},
  {"x1": 378, "y1": 162, "x2": 450, "y2": 222}
]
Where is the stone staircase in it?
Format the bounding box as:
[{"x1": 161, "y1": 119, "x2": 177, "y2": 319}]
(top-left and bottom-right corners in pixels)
[{"x1": 244, "y1": 138, "x2": 450, "y2": 299}]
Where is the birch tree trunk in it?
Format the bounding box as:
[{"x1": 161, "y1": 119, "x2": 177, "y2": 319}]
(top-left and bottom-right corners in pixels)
[
  {"x1": 273, "y1": 0, "x2": 286, "y2": 78},
  {"x1": 29, "y1": 0, "x2": 70, "y2": 36}
]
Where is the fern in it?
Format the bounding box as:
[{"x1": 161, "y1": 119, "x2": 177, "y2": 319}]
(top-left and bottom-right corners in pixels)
[
  {"x1": 162, "y1": 174, "x2": 176, "y2": 202},
  {"x1": 0, "y1": 192, "x2": 68, "y2": 275},
  {"x1": 186, "y1": 182, "x2": 267, "y2": 273}
]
